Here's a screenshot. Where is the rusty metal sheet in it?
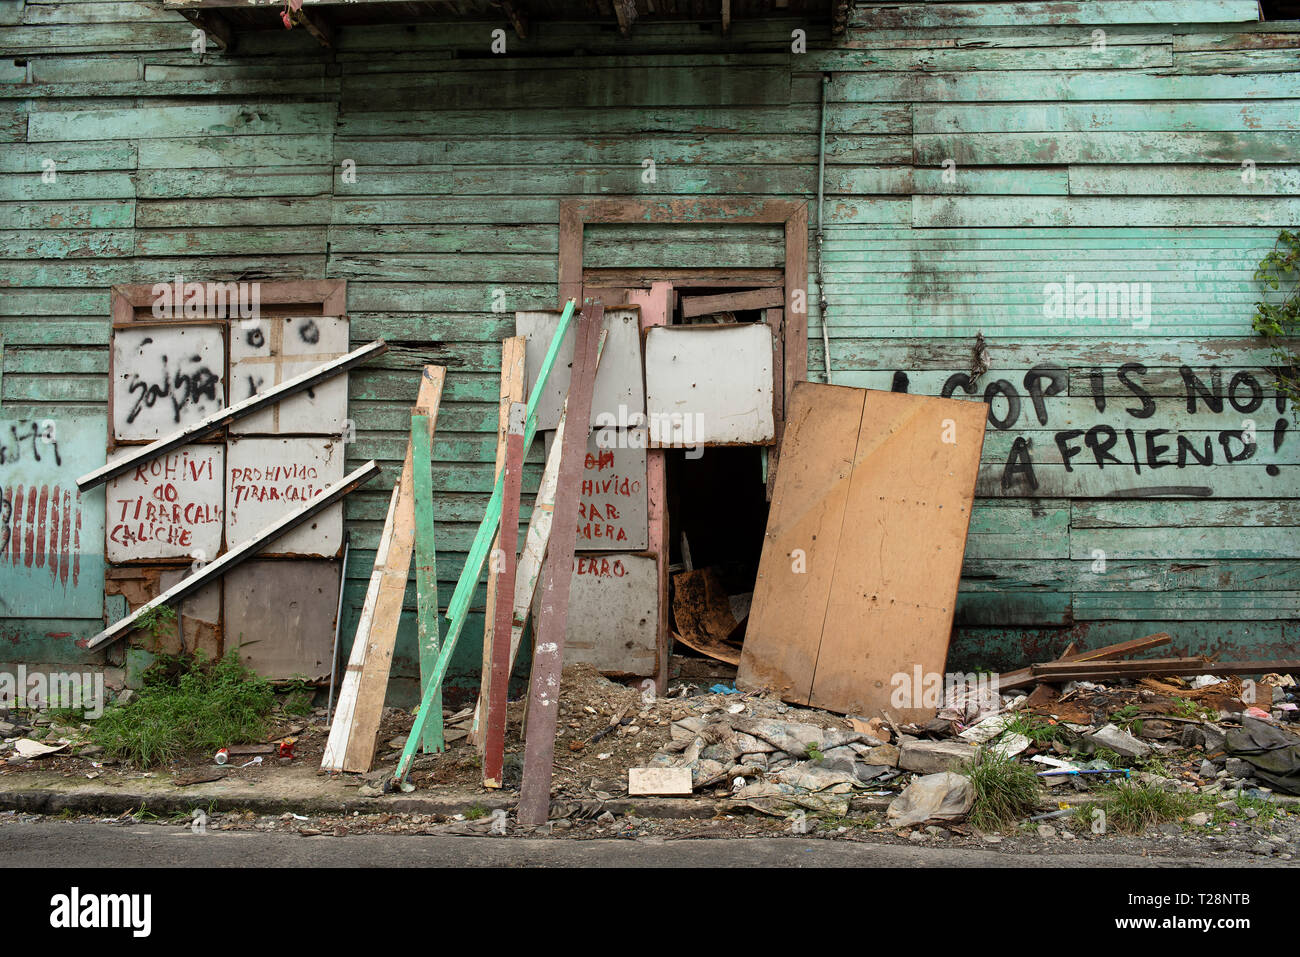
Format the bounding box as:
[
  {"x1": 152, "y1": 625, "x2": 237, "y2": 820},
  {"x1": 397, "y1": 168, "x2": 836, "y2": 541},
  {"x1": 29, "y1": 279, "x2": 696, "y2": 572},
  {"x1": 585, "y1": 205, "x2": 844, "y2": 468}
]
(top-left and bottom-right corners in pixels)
[
  {"x1": 111, "y1": 324, "x2": 225, "y2": 441},
  {"x1": 105, "y1": 444, "x2": 223, "y2": 564},
  {"x1": 229, "y1": 316, "x2": 350, "y2": 436},
  {"x1": 0, "y1": 417, "x2": 106, "y2": 619},
  {"x1": 644, "y1": 324, "x2": 775, "y2": 446},
  {"x1": 516, "y1": 307, "x2": 644, "y2": 430},
  {"x1": 223, "y1": 559, "x2": 339, "y2": 680},
  {"x1": 576, "y1": 434, "x2": 648, "y2": 551},
  {"x1": 564, "y1": 553, "x2": 658, "y2": 676},
  {"x1": 225, "y1": 436, "x2": 343, "y2": 557}
]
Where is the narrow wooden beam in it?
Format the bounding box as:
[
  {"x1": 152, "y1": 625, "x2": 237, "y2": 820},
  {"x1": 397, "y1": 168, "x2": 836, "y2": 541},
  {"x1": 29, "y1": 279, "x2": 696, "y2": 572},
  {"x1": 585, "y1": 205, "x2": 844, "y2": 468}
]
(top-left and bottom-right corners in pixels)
[
  {"x1": 298, "y1": 8, "x2": 334, "y2": 47},
  {"x1": 78, "y1": 341, "x2": 387, "y2": 491},
  {"x1": 721, "y1": 0, "x2": 730, "y2": 34},
  {"x1": 518, "y1": 302, "x2": 605, "y2": 827},
  {"x1": 998, "y1": 632, "x2": 1172, "y2": 691},
  {"x1": 176, "y1": 8, "x2": 233, "y2": 51},
  {"x1": 322, "y1": 366, "x2": 444, "y2": 774},
  {"x1": 87, "y1": 461, "x2": 380, "y2": 650},
  {"x1": 473, "y1": 337, "x2": 527, "y2": 751},
  {"x1": 483, "y1": 401, "x2": 526, "y2": 788},
  {"x1": 680, "y1": 287, "x2": 784, "y2": 319},
  {"x1": 411, "y1": 407, "x2": 443, "y2": 755}
]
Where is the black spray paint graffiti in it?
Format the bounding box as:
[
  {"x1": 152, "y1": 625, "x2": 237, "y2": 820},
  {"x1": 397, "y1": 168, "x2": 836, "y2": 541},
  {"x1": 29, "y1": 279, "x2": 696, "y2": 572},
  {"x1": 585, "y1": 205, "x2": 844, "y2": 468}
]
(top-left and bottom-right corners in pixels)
[
  {"x1": 894, "y1": 363, "x2": 1289, "y2": 493},
  {"x1": 126, "y1": 345, "x2": 220, "y2": 426}
]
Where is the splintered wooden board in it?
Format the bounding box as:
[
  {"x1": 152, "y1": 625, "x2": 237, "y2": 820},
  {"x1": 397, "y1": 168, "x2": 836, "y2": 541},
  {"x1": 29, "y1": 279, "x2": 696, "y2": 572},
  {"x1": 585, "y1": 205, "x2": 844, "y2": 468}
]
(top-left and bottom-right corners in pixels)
[{"x1": 737, "y1": 383, "x2": 986, "y2": 723}]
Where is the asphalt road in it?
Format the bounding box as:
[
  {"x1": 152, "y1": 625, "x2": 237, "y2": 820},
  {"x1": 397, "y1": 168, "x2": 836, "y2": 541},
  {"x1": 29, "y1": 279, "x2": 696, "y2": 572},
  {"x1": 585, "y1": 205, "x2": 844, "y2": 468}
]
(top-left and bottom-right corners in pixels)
[{"x1": 0, "y1": 820, "x2": 1273, "y2": 867}]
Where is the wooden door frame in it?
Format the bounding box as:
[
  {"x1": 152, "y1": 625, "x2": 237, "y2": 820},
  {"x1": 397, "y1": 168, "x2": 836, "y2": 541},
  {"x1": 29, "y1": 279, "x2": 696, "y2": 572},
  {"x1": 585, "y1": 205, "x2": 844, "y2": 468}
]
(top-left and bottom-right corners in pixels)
[{"x1": 557, "y1": 198, "x2": 809, "y2": 415}]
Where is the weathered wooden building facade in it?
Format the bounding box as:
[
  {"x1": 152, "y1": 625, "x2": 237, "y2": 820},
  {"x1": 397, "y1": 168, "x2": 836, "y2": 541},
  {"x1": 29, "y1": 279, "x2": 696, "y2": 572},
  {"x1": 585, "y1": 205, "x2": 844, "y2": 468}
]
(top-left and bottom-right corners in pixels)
[{"x1": 1, "y1": 0, "x2": 1297, "y2": 700}]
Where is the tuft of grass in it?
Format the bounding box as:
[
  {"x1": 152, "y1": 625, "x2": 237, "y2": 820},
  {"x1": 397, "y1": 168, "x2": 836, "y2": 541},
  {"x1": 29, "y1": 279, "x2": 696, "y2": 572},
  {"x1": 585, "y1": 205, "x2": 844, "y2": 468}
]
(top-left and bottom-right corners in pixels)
[
  {"x1": 961, "y1": 749, "x2": 1041, "y2": 831},
  {"x1": 464, "y1": 803, "x2": 488, "y2": 820},
  {"x1": 1099, "y1": 781, "x2": 1197, "y2": 834},
  {"x1": 91, "y1": 651, "x2": 275, "y2": 767},
  {"x1": 1003, "y1": 713, "x2": 1066, "y2": 746},
  {"x1": 279, "y1": 676, "x2": 316, "y2": 717}
]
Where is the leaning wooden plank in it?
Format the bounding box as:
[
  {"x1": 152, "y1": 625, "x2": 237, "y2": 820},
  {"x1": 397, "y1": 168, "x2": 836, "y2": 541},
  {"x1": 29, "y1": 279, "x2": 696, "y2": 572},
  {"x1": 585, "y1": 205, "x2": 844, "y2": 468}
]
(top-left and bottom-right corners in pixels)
[
  {"x1": 998, "y1": 632, "x2": 1172, "y2": 691},
  {"x1": 447, "y1": 300, "x2": 575, "y2": 621},
  {"x1": 483, "y1": 401, "x2": 527, "y2": 788},
  {"x1": 324, "y1": 365, "x2": 444, "y2": 774},
  {"x1": 411, "y1": 407, "x2": 443, "y2": 755},
  {"x1": 86, "y1": 461, "x2": 380, "y2": 650},
  {"x1": 680, "y1": 287, "x2": 784, "y2": 318},
  {"x1": 518, "y1": 302, "x2": 604, "y2": 827},
  {"x1": 473, "y1": 336, "x2": 527, "y2": 751},
  {"x1": 77, "y1": 340, "x2": 387, "y2": 491},
  {"x1": 391, "y1": 303, "x2": 579, "y2": 786}
]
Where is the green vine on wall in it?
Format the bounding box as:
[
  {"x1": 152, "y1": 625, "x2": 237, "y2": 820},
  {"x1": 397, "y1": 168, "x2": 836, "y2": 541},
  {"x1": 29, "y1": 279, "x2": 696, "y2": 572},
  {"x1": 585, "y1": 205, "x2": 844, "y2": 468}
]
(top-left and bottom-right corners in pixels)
[{"x1": 1253, "y1": 229, "x2": 1300, "y2": 413}]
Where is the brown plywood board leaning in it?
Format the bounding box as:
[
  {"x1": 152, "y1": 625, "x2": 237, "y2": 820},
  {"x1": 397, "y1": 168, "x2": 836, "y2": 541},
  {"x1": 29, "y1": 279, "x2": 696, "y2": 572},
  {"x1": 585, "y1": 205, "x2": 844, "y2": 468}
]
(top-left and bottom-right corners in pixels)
[{"x1": 737, "y1": 383, "x2": 986, "y2": 724}]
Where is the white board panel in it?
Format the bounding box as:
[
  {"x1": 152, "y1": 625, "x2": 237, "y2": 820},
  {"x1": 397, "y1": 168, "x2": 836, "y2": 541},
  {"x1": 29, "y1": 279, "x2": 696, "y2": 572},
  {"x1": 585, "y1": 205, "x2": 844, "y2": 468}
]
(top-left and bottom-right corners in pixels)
[
  {"x1": 105, "y1": 443, "x2": 224, "y2": 563},
  {"x1": 576, "y1": 434, "x2": 648, "y2": 551},
  {"x1": 644, "y1": 323, "x2": 776, "y2": 446},
  {"x1": 516, "y1": 307, "x2": 644, "y2": 430},
  {"x1": 229, "y1": 316, "x2": 350, "y2": 436},
  {"x1": 565, "y1": 553, "x2": 658, "y2": 675},
  {"x1": 225, "y1": 436, "x2": 344, "y2": 557},
  {"x1": 112, "y1": 324, "x2": 225, "y2": 441}
]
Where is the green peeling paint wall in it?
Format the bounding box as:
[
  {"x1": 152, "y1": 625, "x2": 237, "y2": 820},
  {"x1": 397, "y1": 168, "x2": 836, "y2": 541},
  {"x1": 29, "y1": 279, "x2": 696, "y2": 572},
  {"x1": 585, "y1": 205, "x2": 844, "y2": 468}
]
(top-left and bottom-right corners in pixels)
[{"x1": 0, "y1": 0, "x2": 1296, "y2": 696}]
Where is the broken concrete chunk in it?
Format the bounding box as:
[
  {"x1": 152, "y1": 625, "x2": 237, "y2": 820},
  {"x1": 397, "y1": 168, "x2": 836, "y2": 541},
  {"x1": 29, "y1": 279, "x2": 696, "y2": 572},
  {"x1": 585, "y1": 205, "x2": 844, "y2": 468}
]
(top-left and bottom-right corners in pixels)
[
  {"x1": 898, "y1": 740, "x2": 977, "y2": 774},
  {"x1": 886, "y1": 772, "x2": 974, "y2": 828},
  {"x1": 958, "y1": 713, "x2": 1012, "y2": 744},
  {"x1": 864, "y1": 744, "x2": 900, "y2": 767},
  {"x1": 990, "y1": 733, "x2": 1030, "y2": 759},
  {"x1": 628, "y1": 767, "x2": 693, "y2": 797},
  {"x1": 1084, "y1": 723, "x2": 1152, "y2": 759}
]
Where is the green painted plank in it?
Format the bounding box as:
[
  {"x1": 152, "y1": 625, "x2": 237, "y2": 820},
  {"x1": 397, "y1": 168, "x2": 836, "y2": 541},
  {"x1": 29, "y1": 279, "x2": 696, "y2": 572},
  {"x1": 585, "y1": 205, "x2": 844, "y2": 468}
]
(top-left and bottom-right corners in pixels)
[
  {"x1": 26, "y1": 103, "x2": 337, "y2": 141},
  {"x1": 1070, "y1": 528, "x2": 1300, "y2": 560},
  {"x1": 349, "y1": 313, "x2": 515, "y2": 342},
  {"x1": 339, "y1": 67, "x2": 791, "y2": 110},
  {"x1": 1074, "y1": 591, "x2": 1300, "y2": 619},
  {"x1": 1069, "y1": 164, "x2": 1300, "y2": 195},
  {"x1": 915, "y1": 132, "x2": 1300, "y2": 166},
  {"x1": 134, "y1": 226, "x2": 327, "y2": 256},
  {"x1": 329, "y1": 225, "x2": 556, "y2": 256},
  {"x1": 136, "y1": 197, "x2": 328, "y2": 227},
  {"x1": 853, "y1": 1, "x2": 1260, "y2": 28},
  {"x1": 410, "y1": 410, "x2": 444, "y2": 753},
  {"x1": 0, "y1": 23, "x2": 193, "y2": 52},
  {"x1": 913, "y1": 196, "x2": 1300, "y2": 228},
  {"x1": 976, "y1": 464, "x2": 1297, "y2": 498},
  {"x1": 334, "y1": 165, "x2": 817, "y2": 197},
  {"x1": 1174, "y1": 49, "x2": 1300, "y2": 73},
  {"x1": 1072, "y1": 500, "x2": 1300, "y2": 527},
  {"x1": 0, "y1": 320, "x2": 108, "y2": 345},
  {"x1": 916, "y1": 102, "x2": 1300, "y2": 134},
  {"x1": 829, "y1": 70, "x2": 1300, "y2": 102},
  {"x1": 332, "y1": 198, "x2": 558, "y2": 226},
  {"x1": 827, "y1": 337, "x2": 1277, "y2": 369},
  {"x1": 328, "y1": 254, "x2": 556, "y2": 284},
  {"x1": 0, "y1": 142, "x2": 136, "y2": 172},
  {"x1": 955, "y1": 591, "x2": 1073, "y2": 627},
  {"x1": 347, "y1": 283, "x2": 556, "y2": 314},
  {"x1": 959, "y1": 558, "x2": 1300, "y2": 592},
  {"x1": 21, "y1": 2, "x2": 179, "y2": 24},
  {"x1": 0, "y1": 228, "x2": 134, "y2": 258},
  {"x1": 810, "y1": 44, "x2": 1173, "y2": 72},
  {"x1": 0, "y1": 171, "x2": 134, "y2": 201},
  {"x1": 136, "y1": 167, "x2": 331, "y2": 199},
  {"x1": 28, "y1": 56, "x2": 140, "y2": 83},
  {"x1": 137, "y1": 134, "x2": 331, "y2": 168}
]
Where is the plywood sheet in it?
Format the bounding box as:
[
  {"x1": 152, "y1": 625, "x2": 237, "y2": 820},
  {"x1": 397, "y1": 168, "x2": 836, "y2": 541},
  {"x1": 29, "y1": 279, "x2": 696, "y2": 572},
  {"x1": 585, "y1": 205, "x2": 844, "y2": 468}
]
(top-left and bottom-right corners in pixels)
[
  {"x1": 112, "y1": 324, "x2": 225, "y2": 441},
  {"x1": 644, "y1": 323, "x2": 775, "y2": 446},
  {"x1": 738, "y1": 384, "x2": 986, "y2": 722},
  {"x1": 224, "y1": 559, "x2": 339, "y2": 680},
  {"x1": 229, "y1": 316, "x2": 349, "y2": 436},
  {"x1": 225, "y1": 436, "x2": 344, "y2": 557},
  {"x1": 105, "y1": 444, "x2": 223, "y2": 563},
  {"x1": 737, "y1": 385, "x2": 864, "y2": 702},
  {"x1": 516, "y1": 307, "x2": 644, "y2": 430},
  {"x1": 565, "y1": 553, "x2": 658, "y2": 675},
  {"x1": 0, "y1": 417, "x2": 106, "y2": 618},
  {"x1": 576, "y1": 434, "x2": 647, "y2": 551}
]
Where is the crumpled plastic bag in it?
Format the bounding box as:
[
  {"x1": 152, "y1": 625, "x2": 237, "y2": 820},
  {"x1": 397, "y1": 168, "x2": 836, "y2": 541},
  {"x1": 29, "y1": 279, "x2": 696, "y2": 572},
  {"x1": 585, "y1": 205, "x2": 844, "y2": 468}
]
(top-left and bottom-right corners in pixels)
[
  {"x1": 1225, "y1": 715, "x2": 1300, "y2": 795},
  {"x1": 886, "y1": 771, "x2": 974, "y2": 827}
]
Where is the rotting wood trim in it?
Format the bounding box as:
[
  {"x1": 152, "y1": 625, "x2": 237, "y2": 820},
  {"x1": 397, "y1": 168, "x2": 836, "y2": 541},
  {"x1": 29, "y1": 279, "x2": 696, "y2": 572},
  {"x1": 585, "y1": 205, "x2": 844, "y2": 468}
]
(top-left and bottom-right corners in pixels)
[
  {"x1": 110, "y1": 281, "x2": 347, "y2": 323},
  {"x1": 86, "y1": 461, "x2": 380, "y2": 650},
  {"x1": 614, "y1": 0, "x2": 637, "y2": 36},
  {"x1": 680, "y1": 287, "x2": 785, "y2": 318},
  {"x1": 175, "y1": 8, "x2": 234, "y2": 51},
  {"x1": 557, "y1": 196, "x2": 809, "y2": 444},
  {"x1": 78, "y1": 340, "x2": 388, "y2": 491},
  {"x1": 297, "y1": 8, "x2": 335, "y2": 47}
]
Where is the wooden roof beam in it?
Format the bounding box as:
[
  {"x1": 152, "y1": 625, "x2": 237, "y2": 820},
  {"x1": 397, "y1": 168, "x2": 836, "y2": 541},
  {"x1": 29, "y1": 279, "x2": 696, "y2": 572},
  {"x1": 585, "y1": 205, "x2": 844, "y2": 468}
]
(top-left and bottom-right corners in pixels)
[
  {"x1": 614, "y1": 0, "x2": 637, "y2": 36},
  {"x1": 830, "y1": 0, "x2": 848, "y2": 35},
  {"x1": 297, "y1": 8, "x2": 335, "y2": 47},
  {"x1": 501, "y1": 0, "x2": 529, "y2": 39},
  {"x1": 176, "y1": 8, "x2": 234, "y2": 51}
]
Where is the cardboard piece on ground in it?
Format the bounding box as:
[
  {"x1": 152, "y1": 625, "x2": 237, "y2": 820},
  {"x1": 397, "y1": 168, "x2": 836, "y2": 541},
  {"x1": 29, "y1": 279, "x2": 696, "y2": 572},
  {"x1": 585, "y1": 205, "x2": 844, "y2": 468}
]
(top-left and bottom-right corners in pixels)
[
  {"x1": 737, "y1": 383, "x2": 986, "y2": 723},
  {"x1": 628, "y1": 767, "x2": 693, "y2": 797},
  {"x1": 671, "y1": 568, "x2": 742, "y2": 666}
]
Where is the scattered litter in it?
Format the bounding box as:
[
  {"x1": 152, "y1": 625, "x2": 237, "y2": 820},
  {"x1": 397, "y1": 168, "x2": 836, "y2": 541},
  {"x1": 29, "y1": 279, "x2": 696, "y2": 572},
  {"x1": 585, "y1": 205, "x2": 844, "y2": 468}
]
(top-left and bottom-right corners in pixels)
[{"x1": 886, "y1": 772, "x2": 974, "y2": 828}]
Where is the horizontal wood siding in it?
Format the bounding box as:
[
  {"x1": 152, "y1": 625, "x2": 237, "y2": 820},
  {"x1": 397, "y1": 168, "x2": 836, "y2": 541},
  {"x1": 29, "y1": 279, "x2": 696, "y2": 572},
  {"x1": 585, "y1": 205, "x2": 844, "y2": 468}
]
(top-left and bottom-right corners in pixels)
[{"x1": 0, "y1": 0, "x2": 1295, "y2": 688}]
